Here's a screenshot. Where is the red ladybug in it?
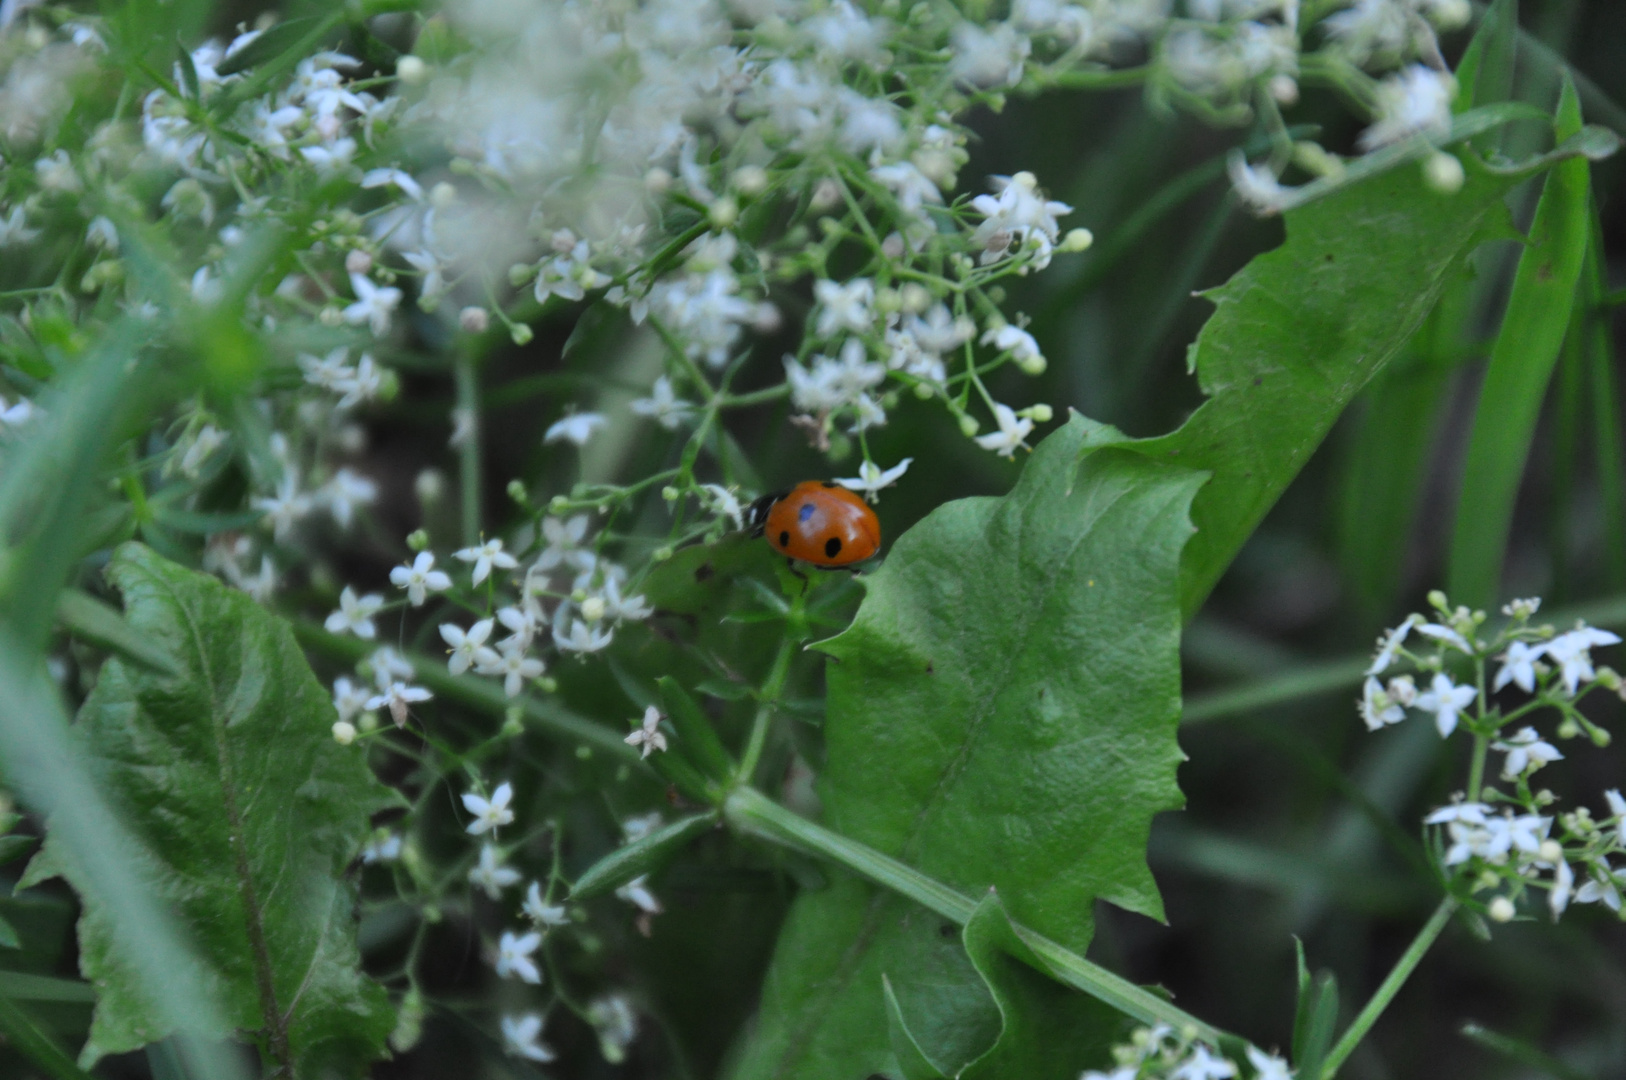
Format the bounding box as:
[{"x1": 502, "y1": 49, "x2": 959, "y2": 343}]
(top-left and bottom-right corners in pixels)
[{"x1": 750, "y1": 481, "x2": 881, "y2": 567}]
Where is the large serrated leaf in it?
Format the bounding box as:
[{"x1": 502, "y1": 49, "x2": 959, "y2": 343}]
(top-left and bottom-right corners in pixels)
[
  {"x1": 22, "y1": 543, "x2": 396, "y2": 1074},
  {"x1": 729, "y1": 417, "x2": 1202, "y2": 1079}
]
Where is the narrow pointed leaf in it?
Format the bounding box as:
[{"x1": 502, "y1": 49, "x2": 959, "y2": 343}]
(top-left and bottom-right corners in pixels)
[
  {"x1": 571, "y1": 812, "x2": 718, "y2": 900},
  {"x1": 25, "y1": 544, "x2": 396, "y2": 1073}
]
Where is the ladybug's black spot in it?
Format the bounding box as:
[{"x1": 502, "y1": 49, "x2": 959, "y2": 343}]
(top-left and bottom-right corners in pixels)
[
  {"x1": 825, "y1": 536, "x2": 842, "y2": 559},
  {"x1": 778, "y1": 530, "x2": 791, "y2": 548},
  {"x1": 821, "y1": 481, "x2": 839, "y2": 488},
  {"x1": 798, "y1": 502, "x2": 816, "y2": 523},
  {"x1": 693, "y1": 562, "x2": 714, "y2": 583}
]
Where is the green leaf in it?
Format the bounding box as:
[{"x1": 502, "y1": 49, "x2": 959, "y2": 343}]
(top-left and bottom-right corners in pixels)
[
  {"x1": 0, "y1": 912, "x2": 17, "y2": 949},
  {"x1": 0, "y1": 834, "x2": 36, "y2": 866},
  {"x1": 1130, "y1": 147, "x2": 1544, "y2": 617},
  {"x1": 730, "y1": 417, "x2": 1202, "y2": 1078},
  {"x1": 213, "y1": 16, "x2": 324, "y2": 76},
  {"x1": 55, "y1": 589, "x2": 178, "y2": 676},
  {"x1": 26, "y1": 544, "x2": 396, "y2": 1073},
  {"x1": 883, "y1": 977, "x2": 950, "y2": 1080},
  {"x1": 1453, "y1": 0, "x2": 1517, "y2": 124},
  {"x1": 1448, "y1": 75, "x2": 1592, "y2": 607},
  {"x1": 0, "y1": 994, "x2": 95, "y2": 1080},
  {"x1": 571, "y1": 812, "x2": 719, "y2": 900},
  {"x1": 657, "y1": 676, "x2": 735, "y2": 782}
]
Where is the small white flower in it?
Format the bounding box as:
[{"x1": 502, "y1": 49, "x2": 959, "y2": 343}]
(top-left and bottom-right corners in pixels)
[
  {"x1": 1424, "y1": 801, "x2": 1492, "y2": 826},
  {"x1": 1227, "y1": 153, "x2": 1289, "y2": 215},
  {"x1": 1417, "y1": 622, "x2": 1474, "y2": 655},
  {"x1": 615, "y1": 873, "x2": 663, "y2": 914},
  {"x1": 1544, "y1": 626, "x2": 1621, "y2": 695},
  {"x1": 1550, "y1": 858, "x2": 1574, "y2": 918},
  {"x1": 0, "y1": 395, "x2": 38, "y2": 427},
  {"x1": 534, "y1": 515, "x2": 592, "y2": 573},
  {"x1": 1245, "y1": 1046, "x2": 1291, "y2": 1080},
  {"x1": 950, "y1": 20, "x2": 1031, "y2": 88},
  {"x1": 1359, "y1": 65, "x2": 1455, "y2": 151},
  {"x1": 333, "y1": 676, "x2": 374, "y2": 724},
  {"x1": 403, "y1": 249, "x2": 447, "y2": 304},
  {"x1": 342, "y1": 272, "x2": 402, "y2": 335},
  {"x1": 980, "y1": 323, "x2": 1043, "y2": 366},
  {"x1": 360, "y1": 167, "x2": 424, "y2": 201},
  {"x1": 470, "y1": 846, "x2": 522, "y2": 900},
  {"x1": 461, "y1": 781, "x2": 515, "y2": 835},
  {"x1": 299, "y1": 136, "x2": 357, "y2": 173},
  {"x1": 836, "y1": 458, "x2": 911, "y2": 503},
  {"x1": 332, "y1": 354, "x2": 385, "y2": 410},
  {"x1": 1493, "y1": 640, "x2": 1543, "y2": 693},
  {"x1": 1415, "y1": 672, "x2": 1476, "y2": 737},
  {"x1": 253, "y1": 475, "x2": 312, "y2": 540},
  {"x1": 1360, "y1": 676, "x2": 1405, "y2": 730},
  {"x1": 973, "y1": 403, "x2": 1034, "y2": 458},
  {"x1": 625, "y1": 705, "x2": 668, "y2": 759},
  {"x1": 360, "y1": 833, "x2": 402, "y2": 864},
  {"x1": 970, "y1": 171, "x2": 1070, "y2": 269},
  {"x1": 544, "y1": 412, "x2": 608, "y2": 447},
  {"x1": 1494, "y1": 727, "x2": 1563, "y2": 779},
  {"x1": 366, "y1": 680, "x2": 432, "y2": 727},
  {"x1": 390, "y1": 551, "x2": 452, "y2": 606},
  {"x1": 623, "y1": 812, "x2": 663, "y2": 843},
  {"x1": 177, "y1": 424, "x2": 225, "y2": 477},
  {"x1": 475, "y1": 643, "x2": 545, "y2": 698},
  {"x1": 813, "y1": 278, "x2": 874, "y2": 338},
  {"x1": 1171, "y1": 1044, "x2": 1236, "y2": 1080},
  {"x1": 1576, "y1": 864, "x2": 1626, "y2": 911},
  {"x1": 439, "y1": 618, "x2": 496, "y2": 675},
  {"x1": 324, "y1": 587, "x2": 384, "y2": 639},
  {"x1": 1367, "y1": 615, "x2": 1419, "y2": 675},
  {"x1": 555, "y1": 617, "x2": 614, "y2": 654},
  {"x1": 0, "y1": 205, "x2": 40, "y2": 247},
  {"x1": 523, "y1": 881, "x2": 569, "y2": 927},
  {"x1": 454, "y1": 538, "x2": 518, "y2": 586},
  {"x1": 601, "y1": 576, "x2": 653, "y2": 623},
  {"x1": 1606, "y1": 790, "x2": 1626, "y2": 845},
  {"x1": 494, "y1": 928, "x2": 542, "y2": 982},
  {"x1": 501, "y1": 1013, "x2": 556, "y2": 1062},
  {"x1": 630, "y1": 376, "x2": 695, "y2": 430},
  {"x1": 321, "y1": 468, "x2": 377, "y2": 530}
]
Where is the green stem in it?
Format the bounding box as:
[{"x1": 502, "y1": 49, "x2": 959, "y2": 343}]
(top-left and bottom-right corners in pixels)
[
  {"x1": 1318, "y1": 896, "x2": 1457, "y2": 1079},
  {"x1": 737, "y1": 636, "x2": 795, "y2": 785},
  {"x1": 723, "y1": 788, "x2": 1229, "y2": 1045},
  {"x1": 1466, "y1": 734, "x2": 1489, "y2": 802},
  {"x1": 454, "y1": 353, "x2": 482, "y2": 547}
]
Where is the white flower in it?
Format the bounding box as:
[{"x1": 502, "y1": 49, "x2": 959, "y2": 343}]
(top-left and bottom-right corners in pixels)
[
  {"x1": 1360, "y1": 676, "x2": 1405, "y2": 731},
  {"x1": 1359, "y1": 65, "x2": 1455, "y2": 151},
  {"x1": 1172, "y1": 1045, "x2": 1236, "y2": 1080},
  {"x1": 324, "y1": 587, "x2": 384, "y2": 639},
  {"x1": 333, "y1": 676, "x2": 374, "y2": 724},
  {"x1": 625, "y1": 705, "x2": 668, "y2": 759},
  {"x1": 1493, "y1": 640, "x2": 1543, "y2": 693},
  {"x1": 974, "y1": 403, "x2": 1034, "y2": 458},
  {"x1": 1550, "y1": 858, "x2": 1574, "y2": 918},
  {"x1": 1503, "y1": 597, "x2": 1542, "y2": 619},
  {"x1": 470, "y1": 846, "x2": 522, "y2": 900},
  {"x1": 616, "y1": 873, "x2": 663, "y2": 914},
  {"x1": 440, "y1": 618, "x2": 496, "y2": 675},
  {"x1": 698, "y1": 484, "x2": 747, "y2": 531},
  {"x1": 1367, "y1": 614, "x2": 1418, "y2": 675},
  {"x1": 360, "y1": 833, "x2": 402, "y2": 864},
  {"x1": 871, "y1": 161, "x2": 943, "y2": 218},
  {"x1": 980, "y1": 323, "x2": 1043, "y2": 366},
  {"x1": 523, "y1": 881, "x2": 569, "y2": 927},
  {"x1": 342, "y1": 272, "x2": 402, "y2": 335},
  {"x1": 534, "y1": 515, "x2": 592, "y2": 573},
  {"x1": 600, "y1": 576, "x2": 653, "y2": 623},
  {"x1": 494, "y1": 928, "x2": 542, "y2": 982},
  {"x1": 0, "y1": 205, "x2": 40, "y2": 247},
  {"x1": 813, "y1": 278, "x2": 874, "y2": 338},
  {"x1": 837, "y1": 458, "x2": 911, "y2": 503},
  {"x1": 300, "y1": 137, "x2": 358, "y2": 174},
  {"x1": 360, "y1": 167, "x2": 423, "y2": 201},
  {"x1": 253, "y1": 474, "x2": 312, "y2": 540},
  {"x1": 630, "y1": 376, "x2": 695, "y2": 430},
  {"x1": 332, "y1": 354, "x2": 385, "y2": 410},
  {"x1": 0, "y1": 395, "x2": 37, "y2": 426},
  {"x1": 501, "y1": 1013, "x2": 556, "y2": 1062},
  {"x1": 1415, "y1": 672, "x2": 1476, "y2": 737},
  {"x1": 1493, "y1": 727, "x2": 1563, "y2": 779},
  {"x1": 403, "y1": 249, "x2": 447, "y2": 304},
  {"x1": 455, "y1": 538, "x2": 518, "y2": 586},
  {"x1": 1424, "y1": 802, "x2": 1491, "y2": 826},
  {"x1": 950, "y1": 20, "x2": 1031, "y2": 88},
  {"x1": 623, "y1": 812, "x2": 663, "y2": 843},
  {"x1": 1245, "y1": 1046, "x2": 1291, "y2": 1080},
  {"x1": 1417, "y1": 620, "x2": 1474, "y2": 655},
  {"x1": 475, "y1": 643, "x2": 545, "y2": 698},
  {"x1": 390, "y1": 551, "x2": 452, "y2": 606},
  {"x1": 1576, "y1": 865, "x2": 1626, "y2": 911},
  {"x1": 1226, "y1": 153, "x2": 1289, "y2": 215},
  {"x1": 1606, "y1": 790, "x2": 1626, "y2": 845},
  {"x1": 587, "y1": 994, "x2": 639, "y2": 1061},
  {"x1": 177, "y1": 424, "x2": 225, "y2": 478},
  {"x1": 461, "y1": 781, "x2": 515, "y2": 835},
  {"x1": 321, "y1": 468, "x2": 377, "y2": 530},
  {"x1": 370, "y1": 645, "x2": 415, "y2": 685},
  {"x1": 544, "y1": 412, "x2": 608, "y2": 447},
  {"x1": 1544, "y1": 626, "x2": 1621, "y2": 695},
  {"x1": 555, "y1": 617, "x2": 614, "y2": 654},
  {"x1": 970, "y1": 172, "x2": 1071, "y2": 269},
  {"x1": 366, "y1": 680, "x2": 432, "y2": 727}
]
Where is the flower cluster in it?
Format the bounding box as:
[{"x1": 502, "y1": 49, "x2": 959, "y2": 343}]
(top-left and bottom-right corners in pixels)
[
  {"x1": 1358, "y1": 592, "x2": 1626, "y2": 924},
  {"x1": 1082, "y1": 1024, "x2": 1289, "y2": 1080}
]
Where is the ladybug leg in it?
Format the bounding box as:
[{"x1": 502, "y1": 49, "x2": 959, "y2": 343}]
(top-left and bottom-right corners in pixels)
[{"x1": 785, "y1": 558, "x2": 810, "y2": 592}]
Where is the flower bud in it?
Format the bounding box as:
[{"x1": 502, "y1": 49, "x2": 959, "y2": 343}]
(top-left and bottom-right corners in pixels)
[
  {"x1": 881, "y1": 232, "x2": 906, "y2": 259},
  {"x1": 406, "y1": 528, "x2": 430, "y2": 551},
  {"x1": 319, "y1": 305, "x2": 343, "y2": 327},
  {"x1": 1422, "y1": 152, "x2": 1465, "y2": 195},
  {"x1": 539, "y1": 676, "x2": 559, "y2": 694},
  {"x1": 644, "y1": 167, "x2": 672, "y2": 194},
  {"x1": 708, "y1": 197, "x2": 739, "y2": 230},
  {"x1": 502, "y1": 708, "x2": 524, "y2": 737},
  {"x1": 581, "y1": 596, "x2": 607, "y2": 622},
  {"x1": 332, "y1": 720, "x2": 357, "y2": 745},
  {"x1": 811, "y1": 177, "x2": 841, "y2": 211},
  {"x1": 899, "y1": 282, "x2": 932, "y2": 313},
  {"x1": 510, "y1": 323, "x2": 534, "y2": 346},
  {"x1": 459, "y1": 306, "x2": 489, "y2": 334},
  {"x1": 1538, "y1": 840, "x2": 1563, "y2": 863},
  {"x1": 1487, "y1": 896, "x2": 1516, "y2": 923},
  {"x1": 430, "y1": 182, "x2": 457, "y2": 208},
  {"x1": 913, "y1": 381, "x2": 935, "y2": 400},
  {"x1": 508, "y1": 262, "x2": 537, "y2": 286},
  {"x1": 396, "y1": 55, "x2": 428, "y2": 84},
  {"x1": 1058, "y1": 227, "x2": 1094, "y2": 253},
  {"x1": 662, "y1": 486, "x2": 679, "y2": 501},
  {"x1": 1269, "y1": 74, "x2": 1299, "y2": 106},
  {"x1": 1025, "y1": 403, "x2": 1054, "y2": 423},
  {"x1": 507, "y1": 479, "x2": 528, "y2": 504},
  {"x1": 1017, "y1": 352, "x2": 1047, "y2": 376},
  {"x1": 732, "y1": 165, "x2": 768, "y2": 195},
  {"x1": 549, "y1": 494, "x2": 571, "y2": 513},
  {"x1": 415, "y1": 469, "x2": 445, "y2": 504},
  {"x1": 652, "y1": 546, "x2": 674, "y2": 562},
  {"x1": 345, "y1": 249, "x2": 373, "y2": 275},
  {"x1": 874, "y1": 287, "x2": 902, "y2": 315},
  {"x1": 958, "y1": 414, "x2": 979, "y2": 438}
]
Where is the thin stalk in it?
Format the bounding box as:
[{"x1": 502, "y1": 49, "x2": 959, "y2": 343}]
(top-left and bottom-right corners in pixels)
[
  {"x1": 723, "y1": 787, "x2": 1229, "y2": 1045},
  {"x1": 737, "y1": 636, "x2": 795, "y2": 785},
  {"x1": 1318, "y1": 896, "x2": 1457, "y2": 1079},
  {"x1": 454, "y1": 353, "x2": 482, "y2": 547}
]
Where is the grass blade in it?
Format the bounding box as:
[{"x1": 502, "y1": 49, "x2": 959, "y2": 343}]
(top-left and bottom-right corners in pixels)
[
  {"x1": 0, "y1": 993, "x2": 96, "y2": 1080},
  {"x1": 1447, "y1": 74, "x2": 1592, "y2": 607},
  {"x1": 1460, "y1": 1022, "x2": 1594, "y2": 1080}
]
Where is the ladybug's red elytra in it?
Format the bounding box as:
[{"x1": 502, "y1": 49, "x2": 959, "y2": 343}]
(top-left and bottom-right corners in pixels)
[{"x1": 749, "y1": 481, "x2": 881, "y2": 567}]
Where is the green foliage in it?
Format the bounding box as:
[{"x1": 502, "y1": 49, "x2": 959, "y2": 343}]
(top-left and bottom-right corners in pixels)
[
  {"x1": 571, "y1": 812, "x2": 720, "y2": 900},
  {"x1": 21, "y1": 544, "x2": 396, "y2": 1075},
  {"x1": 731, "y1": 416, "x2": 1202, "y2": 1077},
  {"x1": 1448, "y1": 76, "x2": 1592, "y2": 607}
]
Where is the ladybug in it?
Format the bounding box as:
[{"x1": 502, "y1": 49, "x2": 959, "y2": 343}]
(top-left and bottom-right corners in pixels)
[{"x1": 749, "y1": 481, "x2": 881, "y2": 567}]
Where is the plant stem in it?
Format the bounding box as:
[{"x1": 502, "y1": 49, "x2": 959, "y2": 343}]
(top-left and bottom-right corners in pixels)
[
  {"x1": 1467, "y1": 734, "x2": 1489, "y2": 802},
  {"x1": 723, "y1": 787, "x2": 1229, "y2": 1045},
  {"x1": 1318, "y1": 896, "x2": 1457, "y2": 1079},
  {"x1": 737, "y1": 637, "x2": 795, "y2": 785},
  {"x1": 454, "y1": 353, "x2": 482, "y2": 547}
]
